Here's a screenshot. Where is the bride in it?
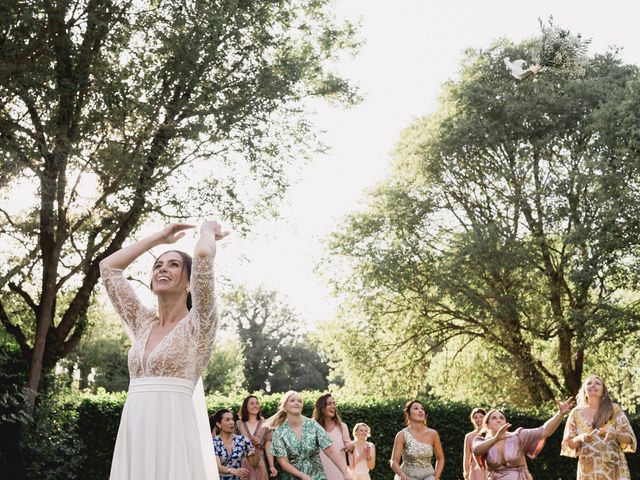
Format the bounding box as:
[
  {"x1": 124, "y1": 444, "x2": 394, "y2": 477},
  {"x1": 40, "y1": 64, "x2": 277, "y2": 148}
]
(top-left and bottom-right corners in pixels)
[{"x1": 100, "y1": 221, "x2": 228, "y2": 479}]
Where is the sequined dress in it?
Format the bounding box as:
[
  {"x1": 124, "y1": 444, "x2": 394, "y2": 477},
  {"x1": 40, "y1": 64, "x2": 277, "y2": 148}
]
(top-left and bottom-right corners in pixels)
[
  {"x1": 394, "y1": 428, "x2": 436, "y2": 480},
  {"x1": 101, "y1": 257, "x2": 219, "y2": 480}
]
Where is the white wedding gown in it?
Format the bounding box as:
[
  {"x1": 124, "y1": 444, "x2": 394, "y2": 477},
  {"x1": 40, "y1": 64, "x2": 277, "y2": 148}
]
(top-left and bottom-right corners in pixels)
[{"x1": 101, "y1": 257, "x2": 220, "y2": 480}]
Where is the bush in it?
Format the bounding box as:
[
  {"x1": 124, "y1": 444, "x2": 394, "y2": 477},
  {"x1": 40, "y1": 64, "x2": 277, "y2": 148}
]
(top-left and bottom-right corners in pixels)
[{"x1": 71, "y1": 390, "x2": 640, "y2": 480}]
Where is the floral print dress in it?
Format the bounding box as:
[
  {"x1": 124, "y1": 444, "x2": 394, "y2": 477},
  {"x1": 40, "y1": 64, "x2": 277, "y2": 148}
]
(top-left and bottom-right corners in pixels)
[
  {"x1": 213, "y1": 434, "x2": 255, "y2": 480},
  {"x1": 561, "y1": 405, "x2": 637, "y2": 480},
  {"x1": 270, "y1": 417, "x2": 333, "y2": 480}
]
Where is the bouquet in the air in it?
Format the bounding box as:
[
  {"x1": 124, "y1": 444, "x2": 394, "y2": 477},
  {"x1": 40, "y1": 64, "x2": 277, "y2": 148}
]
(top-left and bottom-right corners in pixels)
[{"x1": 504, "y1": 17, "x2": 591, "y2": 81}]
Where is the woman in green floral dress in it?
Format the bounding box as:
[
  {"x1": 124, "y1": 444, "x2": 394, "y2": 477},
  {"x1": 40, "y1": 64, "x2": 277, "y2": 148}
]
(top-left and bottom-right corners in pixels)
[{"x1": 267, "y1": 391, "x2": 351, "y2": 480}]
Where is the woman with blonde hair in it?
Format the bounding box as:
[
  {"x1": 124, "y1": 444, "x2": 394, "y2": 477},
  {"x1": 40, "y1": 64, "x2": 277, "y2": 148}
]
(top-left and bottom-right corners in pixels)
[
  {"x1": 473, "y1": 397, "x2": 574, "y2": 479},
  {"x1": 561, "y1": 374, "x2": 636, "y2": 479},
  {"x1": 390, "y1": 400, "x2": 444, "y2": 480},
  {"x1": 463, "y1": 408, "x2": 488, "y2": 480},
  {"x1": 348, "y1": 423, "x2": 375, "y2": 480},
  {"x1": 267, "y1": 391, "x2": 351, "y2": 480}
]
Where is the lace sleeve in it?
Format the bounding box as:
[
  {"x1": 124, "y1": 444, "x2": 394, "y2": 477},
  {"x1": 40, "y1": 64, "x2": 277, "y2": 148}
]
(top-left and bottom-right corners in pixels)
[
  {"x1": 100, "y1": 263, "x2": 155, "y2": 340},
  {"x1": 189, "y1": 255, "x2": 218, "y2": 340}
]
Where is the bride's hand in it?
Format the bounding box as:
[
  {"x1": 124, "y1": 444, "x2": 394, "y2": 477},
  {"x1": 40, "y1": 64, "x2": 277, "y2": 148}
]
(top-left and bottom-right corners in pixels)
[
  {"x1": 157, "y1": 223, "x2": 195, "y2": 244},
  {"x1": 201, "y1": 220, "x2": 230, "y2": 241}
]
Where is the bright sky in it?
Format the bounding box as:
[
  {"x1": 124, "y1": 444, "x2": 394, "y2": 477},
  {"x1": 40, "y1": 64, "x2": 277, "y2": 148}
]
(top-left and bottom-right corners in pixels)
[
  {"x1": 217, "y1": 0, "x2": 640, "y2": 326},
  {"x1": 6, "y1": 1, "x2": 640, "y2": 328}
]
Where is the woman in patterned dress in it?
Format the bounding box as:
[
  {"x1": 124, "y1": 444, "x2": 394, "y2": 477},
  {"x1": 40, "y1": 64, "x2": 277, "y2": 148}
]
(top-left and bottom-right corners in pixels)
[
  {"x1": 313, "y1": 393, "x2": 354, "y2": 479},
  {"x1": 267, "y1": 391, "x2": 351, "y2": 480},
  {"x1": 212, "y1": 408, "x2": 259, "y2": 479},
  {"x1": 463, "y1": 408, "x2": 488, "y2": 480},
  {"x1": 101, "y1": 221, "x2": 228, "y2": 480},
  {"x1": 473, "y1": 398, "x2": 574, "y2": 480},
  {"x1": 390, "y1": 400, "x2": 445, "y2": 480},
  {"x1": 561, "y1": 375, "x2": 637, "y2": 479},
  {"x1": 236, "y1": 395, "x2": 276, "y2": 479}
]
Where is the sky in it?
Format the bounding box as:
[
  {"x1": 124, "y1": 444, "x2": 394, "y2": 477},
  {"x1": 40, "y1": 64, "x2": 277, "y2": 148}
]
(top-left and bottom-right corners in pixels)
[
  {"x1": 6, "y1": 1, "x2": 640, "y2": 328},
  {"x1": 213, "y1": 0, "x2": 640, "y2": 327}
]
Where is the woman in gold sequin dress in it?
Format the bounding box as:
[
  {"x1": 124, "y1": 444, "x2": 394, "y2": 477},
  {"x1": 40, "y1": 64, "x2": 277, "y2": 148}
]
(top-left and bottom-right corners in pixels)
[
  {"x1": 390, "y1": 400, "x2": 445, "y2": 480},
  {"x1": 561, "y1": 375, "x2": 636, "y2": 480},
  {"x1": 100, "y1": 221, "x2": 229, "y2": 480}
]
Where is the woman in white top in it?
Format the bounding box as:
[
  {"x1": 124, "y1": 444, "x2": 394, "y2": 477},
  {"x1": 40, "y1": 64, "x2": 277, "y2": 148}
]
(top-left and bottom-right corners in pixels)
[
  {"x1": 313, "y1": 393, "x2": 354, "y2": 479},
  {"x1": 100, "y1": 221, "x2": 228, "y2": 480},
  {"x1": 348, "y1": 423, "x2": 375, "y2": 480}
]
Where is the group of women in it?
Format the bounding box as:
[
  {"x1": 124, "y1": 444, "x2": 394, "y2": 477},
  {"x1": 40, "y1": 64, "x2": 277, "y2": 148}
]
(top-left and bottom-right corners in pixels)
[
  {"x1": 100, "y1": 223, "x2": 637, "y2": 480},
  {"x1": 209, "y1": 392, "x2": 375, "y2": 480}
]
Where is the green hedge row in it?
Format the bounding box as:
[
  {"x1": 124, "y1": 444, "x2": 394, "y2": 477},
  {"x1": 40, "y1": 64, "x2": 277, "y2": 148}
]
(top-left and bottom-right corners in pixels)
[{"x1": 74, "y1": 391, "x2": 640, "y2": 480}]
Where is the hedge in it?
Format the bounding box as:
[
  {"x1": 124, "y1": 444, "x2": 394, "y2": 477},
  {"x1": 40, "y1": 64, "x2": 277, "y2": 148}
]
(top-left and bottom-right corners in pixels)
[{"x1": 73, "y1": 390, "x2": 640, "y2": 480}]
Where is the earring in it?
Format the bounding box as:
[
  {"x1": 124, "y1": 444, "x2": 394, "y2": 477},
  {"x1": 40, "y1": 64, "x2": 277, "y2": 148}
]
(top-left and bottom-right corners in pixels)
[{"x1": 186, "y1": 287, "x2": 190, "y2": 293}]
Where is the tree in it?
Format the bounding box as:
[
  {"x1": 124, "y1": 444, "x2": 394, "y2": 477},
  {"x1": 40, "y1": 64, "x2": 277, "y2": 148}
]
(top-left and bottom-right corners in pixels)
[
  {"x1": 0, "y1": 0, "x2": 358, "y2": 403},
  {"x1": 324, "y1": 41, "x2": 640, "y2": 405},
  {"x1": 222, "y1": 286, "x2": 329, "y2": 392}
]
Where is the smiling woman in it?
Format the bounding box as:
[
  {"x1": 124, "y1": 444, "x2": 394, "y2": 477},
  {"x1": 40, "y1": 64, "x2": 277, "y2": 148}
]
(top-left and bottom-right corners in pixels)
[
  {"x1": 561, "y1": 375, "x2": 637, "y2": 480},
  {"x1": 99, "y1": 221, "x2": 229, "y2": 480}
]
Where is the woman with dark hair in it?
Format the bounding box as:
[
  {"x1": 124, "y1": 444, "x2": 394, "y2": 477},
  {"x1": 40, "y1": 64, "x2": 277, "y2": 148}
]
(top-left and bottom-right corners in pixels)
[
  {"x1": 266, "y1": 391, "x2": 351, "y2": 480},
  {"x1": 313, "y1": 393, "x2": 353, "y2": 480},
  {"x1": 390, "y1": 400, "x2": 444, "y2": 480},
  {"x1": 212, "y1": 408, "x2": 260, "y2": 480},
  {"x1": 100, "y1": 221, "x2": 229, "y2": 480},
  {"x1": 561, "y1": 375, "x2": 636, "y2": 479},
  {"x1": 473, "y1": 397, "x2": 574, "y2": 479},
  {"x1": 463, "y1": 408, "x2": 487, "y2": 480},
  {"x1": 236, "y1": 395, "x2": 276, "y2": 479}
]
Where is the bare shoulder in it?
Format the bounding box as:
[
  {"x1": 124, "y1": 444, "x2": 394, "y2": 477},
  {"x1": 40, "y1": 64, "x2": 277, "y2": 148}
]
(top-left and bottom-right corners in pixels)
[{"x1": 428, "y1": 427, "x2": 440, "y2": 439}]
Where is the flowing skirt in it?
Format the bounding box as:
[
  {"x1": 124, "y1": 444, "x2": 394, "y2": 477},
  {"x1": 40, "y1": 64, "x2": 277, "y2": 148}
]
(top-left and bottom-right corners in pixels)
[{"x1": 110, "y1": 377, "x2": 218, "y2": 480}]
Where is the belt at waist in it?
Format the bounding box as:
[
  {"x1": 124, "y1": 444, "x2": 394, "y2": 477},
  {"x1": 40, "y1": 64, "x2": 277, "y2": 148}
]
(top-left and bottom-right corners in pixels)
[{"x1": 128, "y1": 377, "x2": 196, "y2": 396}]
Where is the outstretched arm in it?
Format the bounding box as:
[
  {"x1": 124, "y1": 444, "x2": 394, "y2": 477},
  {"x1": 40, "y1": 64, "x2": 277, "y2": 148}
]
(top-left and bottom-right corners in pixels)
[
  {"x1": 100, "y1": 223, "x2": 194, "y2": 270},
  {"x1": 541, "y1": 397, "x2": 574, "y2": 440}
]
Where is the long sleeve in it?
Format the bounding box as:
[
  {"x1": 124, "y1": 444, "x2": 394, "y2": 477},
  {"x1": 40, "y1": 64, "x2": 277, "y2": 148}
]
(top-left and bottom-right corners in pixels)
[
  {"x1": 560, "y1": 409, "x2": 579, "y2": 458},
  {"x1": 189, "y1": 255, "x2": 218, "y2": 340},
  {"x1": 612, "y1": 405, "x2": 636, "y2": 454},
  {"x1": 100, "y1": 263, "x2": 156, "y2": 339}
]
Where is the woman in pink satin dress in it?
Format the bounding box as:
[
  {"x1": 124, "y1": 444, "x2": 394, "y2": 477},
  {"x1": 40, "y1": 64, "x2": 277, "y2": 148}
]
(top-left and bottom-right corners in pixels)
[
  {"x1": 313, "y1": 393, "x2": 354, "y2": 480},
  {"x1": 473, "y1": 398, "x2": 574, "y2": 479},
  {"x1": 463, "y1": 408, "x2": 488, "y2": 480}
]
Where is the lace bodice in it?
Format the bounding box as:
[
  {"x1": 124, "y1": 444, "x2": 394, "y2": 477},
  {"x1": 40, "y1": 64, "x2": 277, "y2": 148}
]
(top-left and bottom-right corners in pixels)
[
  {"x1": 100, "y1": 256, "x2": 218, "y2": 381},
  {"x1": 402, "y1": 428, "x2": 434, "y2": 469}
]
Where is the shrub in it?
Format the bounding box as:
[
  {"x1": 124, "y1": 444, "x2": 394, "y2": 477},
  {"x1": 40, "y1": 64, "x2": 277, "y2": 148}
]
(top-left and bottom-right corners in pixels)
[{"x1": 72, "y1": 390, "x2": 640, "y2": 479}]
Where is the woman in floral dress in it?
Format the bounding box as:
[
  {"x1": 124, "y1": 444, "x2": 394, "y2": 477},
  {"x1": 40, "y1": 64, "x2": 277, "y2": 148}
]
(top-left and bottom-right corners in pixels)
[
  {"x1": 267, "y1": 391, "x2": 351, "y2": 480},
  {"x1": 561, "y1": 375, "x2": 636, "y2": 479},
  {"x1": 212, "y1": 408, "x2": 259, "y2": 480}
]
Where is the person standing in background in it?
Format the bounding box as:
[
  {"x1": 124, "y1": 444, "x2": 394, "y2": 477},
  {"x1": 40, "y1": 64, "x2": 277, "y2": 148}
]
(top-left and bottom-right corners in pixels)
[
  {"x1": 463, "y1": 408, "x2": 488, "y2": 480},
  {"x1": 348, "y1": 423, "x2": 375, "y2": 480},
  {"x1": 236, "y1": 395, "x2": 277, "y2": 479},
  {"x1": 313, "y1": 393, "x2": 354, "y2": 480},
  {"x1": 561, "y1": 375, "x2": 636, "y2": 479}
]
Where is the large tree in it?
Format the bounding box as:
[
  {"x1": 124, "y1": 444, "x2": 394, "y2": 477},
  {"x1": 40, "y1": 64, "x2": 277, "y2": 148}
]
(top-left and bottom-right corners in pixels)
[
  {"x1": 0, "y1": 0, "x2": 358, "y2": 403},
  {"x1": 222, "y1": 285, "x2": 329, "y2": 392},
  {"x1": 324, "y1": 41, "x2": 640, "y2": 405}
]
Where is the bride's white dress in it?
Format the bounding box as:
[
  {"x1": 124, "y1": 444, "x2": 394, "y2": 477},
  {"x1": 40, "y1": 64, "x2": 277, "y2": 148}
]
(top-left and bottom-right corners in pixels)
[{"x1": 101, "y1": 256, "x2": 220, "y2": 480}]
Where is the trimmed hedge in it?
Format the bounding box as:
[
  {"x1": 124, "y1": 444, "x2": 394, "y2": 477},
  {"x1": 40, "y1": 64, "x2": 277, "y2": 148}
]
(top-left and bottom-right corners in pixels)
[{"x1": 74, "y1": 390, "x2": 640, "y2": 480}]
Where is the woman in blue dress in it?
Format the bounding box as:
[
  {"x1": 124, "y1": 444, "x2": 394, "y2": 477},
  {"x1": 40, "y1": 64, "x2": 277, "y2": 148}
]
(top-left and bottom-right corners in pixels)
[{"x1": 212, "y1": 409, "x2": 260, "y2": 479}]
